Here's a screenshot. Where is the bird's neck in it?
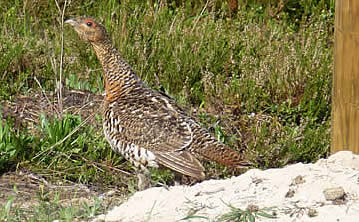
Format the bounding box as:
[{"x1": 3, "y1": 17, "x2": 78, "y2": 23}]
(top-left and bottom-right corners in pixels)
[{"x1": 91, "y1": 40, "x2": 141, "y2": 103}]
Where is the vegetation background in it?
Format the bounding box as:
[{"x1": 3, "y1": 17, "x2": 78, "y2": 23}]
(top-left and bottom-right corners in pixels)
[{"x1": 0, "y1": 0, "x2": 334, "y2": 220}]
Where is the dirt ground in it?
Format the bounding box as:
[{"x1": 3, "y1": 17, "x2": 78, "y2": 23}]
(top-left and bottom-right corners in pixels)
[{"x1": 0, "y1": 169, "x2": 127, "y2": 211}]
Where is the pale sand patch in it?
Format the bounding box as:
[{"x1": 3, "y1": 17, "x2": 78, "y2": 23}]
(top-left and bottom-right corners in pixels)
[{"x1": 94, "y1": 151, "x2": 359, "y2": 222}]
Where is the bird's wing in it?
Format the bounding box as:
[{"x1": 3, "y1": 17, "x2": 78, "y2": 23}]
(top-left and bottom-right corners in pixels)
[{"x1": 110, "y1": 91, "x2": 194, "y2": 153}]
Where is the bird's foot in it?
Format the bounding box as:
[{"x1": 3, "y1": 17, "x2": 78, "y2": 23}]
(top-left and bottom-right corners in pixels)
[{"x1": 137, "y1": 171, "x2": 152, "y2": 191}]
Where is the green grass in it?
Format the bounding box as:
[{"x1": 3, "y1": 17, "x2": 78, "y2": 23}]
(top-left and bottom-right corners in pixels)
[
  {"x1": 0, "y1": 118, "x2": 32, "y2": 172},
  {"x1": 0, "y1": 192, "x2": 103, "y2": 222},
  {"x1": 28, "y1": 114, "x2": 132, "y2": 186},
  {"x1": 0, "y1": 0, "x2": 334, "y2": 220}
]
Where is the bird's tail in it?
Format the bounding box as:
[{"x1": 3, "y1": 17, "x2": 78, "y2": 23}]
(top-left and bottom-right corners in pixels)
[{"x1": 191, "y1": 131, "x2": 250, "y2": 168}]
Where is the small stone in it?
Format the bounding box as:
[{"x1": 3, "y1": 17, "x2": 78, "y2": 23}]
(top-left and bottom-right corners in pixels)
[
  {"x1": 323, "y1": 187, "x2": 345, "y2": 201},
  {"x1": 247, "y1": 204, "x2": 259, "y2": 213},
  {"x1": 291, "y1": 175, "x2": 305, "y2": 186},
  {"x1": 285, "y1": 189, "x2": 295, "y2": 198},
  {"x1": 308, "y1": 208, "x2": 318, "y2": 217}
]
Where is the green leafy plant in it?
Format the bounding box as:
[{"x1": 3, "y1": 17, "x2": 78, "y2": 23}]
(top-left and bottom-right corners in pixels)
[
  {"x1": 0, "y1": 118, "x2": 31, "y2": 172},
  {"x1": 34, "y1": 114, "x2": 83, "y2": 164},
  {"x1": 218, "y1": 203, "x2": 277, "y2": 222}
]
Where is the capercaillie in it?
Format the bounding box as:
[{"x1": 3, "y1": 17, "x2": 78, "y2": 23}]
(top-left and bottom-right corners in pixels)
[{"x1": 65, "y1": 17, "x2": 249, "y2": 189}]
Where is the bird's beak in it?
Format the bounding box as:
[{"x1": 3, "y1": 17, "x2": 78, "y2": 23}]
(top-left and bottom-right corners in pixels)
[{"x1": 64, "y1": 18, "x2": 77, "y2": 26}]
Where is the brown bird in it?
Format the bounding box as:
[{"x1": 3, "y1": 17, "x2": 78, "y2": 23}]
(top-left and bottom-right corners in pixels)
[{"x1": 65, "y1": 17, "x2": 249, "y2": 189}]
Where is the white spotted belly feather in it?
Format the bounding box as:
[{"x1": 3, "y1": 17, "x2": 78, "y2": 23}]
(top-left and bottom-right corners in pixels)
[{"x1": 103, "y1": 112, "x2": 158, "y2": 170}]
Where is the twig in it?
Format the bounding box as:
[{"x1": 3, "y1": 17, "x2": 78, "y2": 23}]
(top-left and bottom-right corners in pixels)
[
  {"x1": 168, "y1": 14, "x2": 178, "y2": 35},
  {"x1": 54, "y1": 0, "x2": 70, "y2": 116},
  {"x1": 89, "y1": 158, "x2": 133, "y2": 176},
  {"x1": 34, "y1": 76, "x2": 60, "y2": 116},
  {"x1": 191, "y1": 0, "x2": 210, "y2": 33}
]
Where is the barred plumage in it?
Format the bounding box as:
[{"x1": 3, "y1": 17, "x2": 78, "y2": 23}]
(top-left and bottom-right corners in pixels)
[{"x1": 65, "y1": 17, "x2": 249, "y2": 188}]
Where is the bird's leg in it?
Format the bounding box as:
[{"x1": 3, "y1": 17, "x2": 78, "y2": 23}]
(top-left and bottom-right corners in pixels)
[
  {"x1": 137, "y1": 168, "x2": 152, "y2": 191},
  {"x1": 174, "y1": 172, "x2": 201, "y2": 186},
  {"x1": 174, "y1": 172, "x2": 183, "y2": 186}
]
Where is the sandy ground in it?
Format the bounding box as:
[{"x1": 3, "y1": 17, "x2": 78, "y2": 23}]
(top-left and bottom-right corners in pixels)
[{"x1": 94, "y1": 151, "x2": 359, "y2": 222}]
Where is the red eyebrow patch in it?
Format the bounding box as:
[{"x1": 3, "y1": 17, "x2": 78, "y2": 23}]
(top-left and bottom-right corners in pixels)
[{"x1": 83, "y1": 19, "x2": 97, "y2": 27}]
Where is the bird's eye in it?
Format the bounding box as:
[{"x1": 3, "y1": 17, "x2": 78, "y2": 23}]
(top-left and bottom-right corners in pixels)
[{"x1": 86, "y1": 22, "x2": 93, "y2": 27}]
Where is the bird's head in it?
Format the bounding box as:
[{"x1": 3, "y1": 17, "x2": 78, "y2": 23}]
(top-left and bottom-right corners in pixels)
[{"x1": 65, "y1": 17, "x2": 109, "y2": 43}]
